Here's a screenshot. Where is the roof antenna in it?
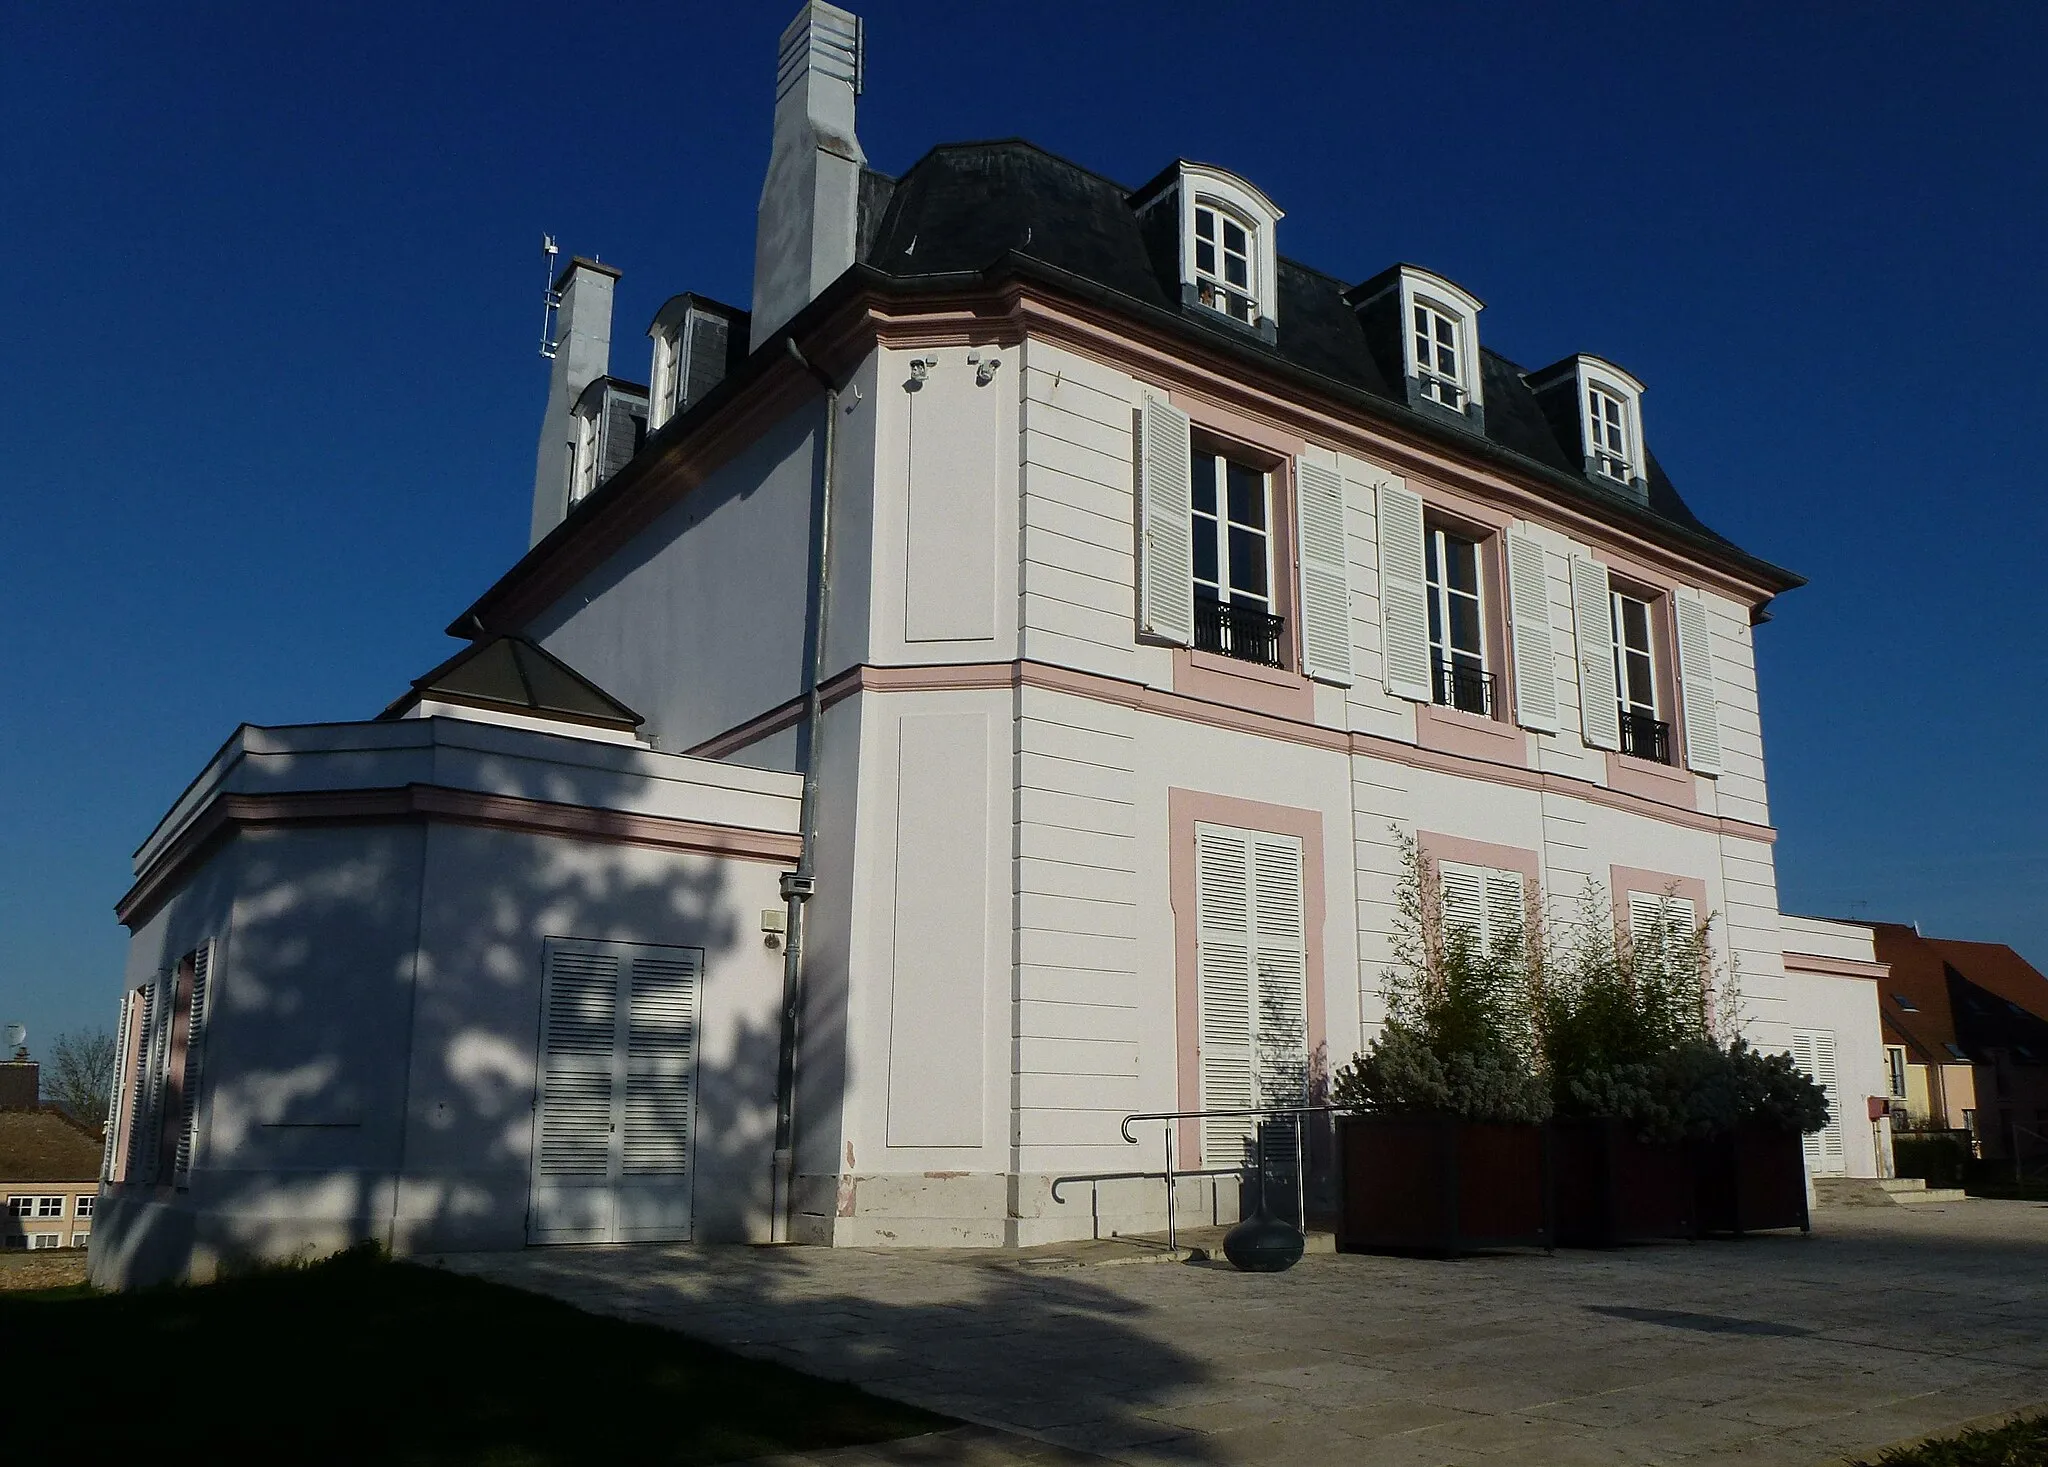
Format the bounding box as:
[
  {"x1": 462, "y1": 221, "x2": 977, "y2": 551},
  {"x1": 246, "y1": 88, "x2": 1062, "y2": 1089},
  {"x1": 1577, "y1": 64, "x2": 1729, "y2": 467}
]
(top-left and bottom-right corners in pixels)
[{"x1": 539, "y1": 235, "x2": 562, "y2": 359}]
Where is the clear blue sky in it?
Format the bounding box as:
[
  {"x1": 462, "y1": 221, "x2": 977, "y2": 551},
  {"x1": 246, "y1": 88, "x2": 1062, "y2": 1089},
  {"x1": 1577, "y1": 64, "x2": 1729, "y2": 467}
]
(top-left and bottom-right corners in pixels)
[{"x1": 3, "y1": 3, "x2": 2044, "y2": 1049}]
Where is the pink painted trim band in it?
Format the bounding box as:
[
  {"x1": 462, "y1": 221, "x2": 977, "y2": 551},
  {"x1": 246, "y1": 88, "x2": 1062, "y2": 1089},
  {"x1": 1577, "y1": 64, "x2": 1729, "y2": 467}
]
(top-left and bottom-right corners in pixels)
[
  {"x1": 1783, "y1": 951, "x2": 1891, "y2": 980},
  {"x1": 687, "y1": 659, "x2": 1780, "y2": 845}
]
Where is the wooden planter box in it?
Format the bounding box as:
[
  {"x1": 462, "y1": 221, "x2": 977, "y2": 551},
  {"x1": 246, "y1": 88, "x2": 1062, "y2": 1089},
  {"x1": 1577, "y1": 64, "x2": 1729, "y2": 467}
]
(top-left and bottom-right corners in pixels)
[
  {"x1": 1692, "y1": 1124, "x2": 1810, "y2": 1235},
  {"x1": 1336, "y1": 1114, "x2": 1550, "y2": 1255},
  {"x1": 1551, "y1": 1118, "x2": 1695, "y2": 1247}
]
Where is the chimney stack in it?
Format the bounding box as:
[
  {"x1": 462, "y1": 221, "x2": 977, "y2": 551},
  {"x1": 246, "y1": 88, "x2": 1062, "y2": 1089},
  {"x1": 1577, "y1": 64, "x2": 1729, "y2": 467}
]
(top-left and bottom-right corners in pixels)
[
  {"x1": 750, "y1": 3, "x2": 865, "y2": 349},
  {"x1": 531, "y1": 257, "x2": 622, "y2": 546}
]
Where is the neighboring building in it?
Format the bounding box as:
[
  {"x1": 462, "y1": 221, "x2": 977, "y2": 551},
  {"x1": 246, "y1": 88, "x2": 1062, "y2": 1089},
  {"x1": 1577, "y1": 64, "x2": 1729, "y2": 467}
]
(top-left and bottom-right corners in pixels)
[
  {"x1": 2, "y1": 1094, "x2": 103, "y2": 1251},
  {"x1": 1780, "y1": 916, "x2": 1893, "y2": 1180},
  {"x1": 94, "y1": 2, "x2": 1875, "y2": 1285},
  {"x1": 1869, "y1": 923, "x2": 2048, "y2": 1163}
]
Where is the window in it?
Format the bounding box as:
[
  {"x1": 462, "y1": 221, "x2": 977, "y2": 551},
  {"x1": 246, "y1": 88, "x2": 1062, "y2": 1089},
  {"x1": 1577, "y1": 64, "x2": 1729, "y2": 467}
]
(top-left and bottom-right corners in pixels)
[
  {"x1": 1193, "y1": 204, "x2": 1257, "y2": 325},
  {"x1": 1892, "y1": 993, "x2": 1919, "y2": 1012},
  {"x1": 1886, "y1": 1045, "x2": 1909, "y2": 1100},
  {"x1": 72, "y1": 1231, "x2": 89, "y2": 1248},
  {"x1": 1190, "y1": 449, "x2": 1282, "y2": 667},
  {"x1": 567, "y1": 409, "x2": 599, "y2": 506},
  {"x1": 1412, "y1": 301, "x2": 1465, "y2": 407},
  {"x1": 1627, "y1": 891, "x2": 1698, "y2": 976},
  {"x1": 34, "y1": 1196, "x2": 62, "y2": 1218},
  {"x1": 73, "y1": 1195, "x2": 93, "y2": 1219},
  {"x1": 1193, "y1": 824, "x2": 1308, "y2": 1163},
  {"x1": 1, "y1": 1236, "x2": 21, "y2": 1250},
  {"x1": 1439, "y1": 862, "x2": 1525, "y2": 958},
  {"x1": 1425, "y1": 529, "x2": 1490, "y2": 715},
  {"x1": 4, "y1": 1196, "x2": 28, "y2": 1217},
  {"x1": 29, "y1": 1234, "x2": 61, "y2": 1250},
  {"x1": 1946, "y1": 1043, "x2": 1968, "y2": 1061},
  {"x1": 1611, "y1": 590, "x2": 1670, "y2": 763},
  {"x1": 1587, "y1": 383, "x2": 1632, "y2": 481}
]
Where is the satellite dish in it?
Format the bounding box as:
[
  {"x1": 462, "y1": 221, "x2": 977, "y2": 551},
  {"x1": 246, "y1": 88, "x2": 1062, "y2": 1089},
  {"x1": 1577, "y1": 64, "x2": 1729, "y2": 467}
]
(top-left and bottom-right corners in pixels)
[{"x1": 3, "y1": 1023, "x2": 25, "y2": 1052}]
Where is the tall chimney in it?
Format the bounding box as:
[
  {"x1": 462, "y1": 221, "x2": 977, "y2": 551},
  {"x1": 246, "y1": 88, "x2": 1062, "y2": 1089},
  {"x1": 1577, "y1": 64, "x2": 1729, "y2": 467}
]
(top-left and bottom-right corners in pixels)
[
  {"x1": 750, "y1": 3, "x2": 865, "y2": 350},
  {"x1": 531, "y1": 257, "x2": 622, "y2": 546}
]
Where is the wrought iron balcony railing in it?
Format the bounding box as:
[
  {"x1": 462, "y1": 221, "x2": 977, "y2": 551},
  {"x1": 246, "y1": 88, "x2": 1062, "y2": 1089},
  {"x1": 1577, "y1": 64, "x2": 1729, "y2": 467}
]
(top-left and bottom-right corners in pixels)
[
  {"x1": 1620, "y1": 710, "x2": 1672, "y2": 764},
  {"x1": 1194, "y1": 597, "x2": 1285, "y2": 668},
  {"x1": 1433, "y1": 663, "x2": 1494, "y2": 717}
]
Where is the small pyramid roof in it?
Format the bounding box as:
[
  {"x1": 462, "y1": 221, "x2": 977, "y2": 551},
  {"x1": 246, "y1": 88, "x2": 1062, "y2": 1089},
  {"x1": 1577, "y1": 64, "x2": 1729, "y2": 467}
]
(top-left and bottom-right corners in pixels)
[{"x1": 380, "y1": 636, "x2": 643, "y2": 731}]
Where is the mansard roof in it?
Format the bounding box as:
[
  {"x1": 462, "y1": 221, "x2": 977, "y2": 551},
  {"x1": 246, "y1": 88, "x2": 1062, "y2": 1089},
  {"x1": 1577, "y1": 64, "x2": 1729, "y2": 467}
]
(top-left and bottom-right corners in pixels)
[{"x1": 855, "y1": 139, "x2": 1798, "y2": 596}]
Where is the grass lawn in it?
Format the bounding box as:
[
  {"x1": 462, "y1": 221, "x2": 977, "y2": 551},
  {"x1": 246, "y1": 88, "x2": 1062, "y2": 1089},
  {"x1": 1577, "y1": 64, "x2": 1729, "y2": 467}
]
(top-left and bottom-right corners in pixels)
[
  {"x1": 1856, "y1": 1414, "x2": 2048, "y2": 1466},
  {"x1": 0, "y1": 1245, "x2": 948, "y2": 1465}
]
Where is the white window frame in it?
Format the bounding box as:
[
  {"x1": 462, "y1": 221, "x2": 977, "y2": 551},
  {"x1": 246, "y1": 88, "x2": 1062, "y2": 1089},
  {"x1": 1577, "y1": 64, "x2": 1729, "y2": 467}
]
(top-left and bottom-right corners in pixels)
[
  {"x1": 649, "y1": 324, "x2": 682, "y2": 430},
  {"x1": 29, "y1": 1234, "x2": 62, "y2": 1250},
  {"x1": 1885, "y1": 1045, "x2": 1909, "y2": 1101},
  {"x1": 35, "y1": 1196, "x2": 63, "y2": 1218},
  {"x1": 1396, "y1": 269, "x2": 1485, "y2": 414},
  {"x1": 1144, "y1": 164, "x2": 1284, "y2": 330},
  {"x1": 4, "y1": 1196, "x2": 28, "y2": 1217},
  {"x1": 568, "y1": 406, "x2": 599, "y2": 506},
  {"x1": 1190, "y1": 447, "x2": 1275, "y2": 615},
  {"x1": 1611, "y1": 589, "x2": 1660, "y2": 724},
  {"x1": 1425, "y1": 526, "x2": 1489, "y2": 713},
  {"x1": 1572, "y1": 357, "x2": 1646, "y2": 486}
]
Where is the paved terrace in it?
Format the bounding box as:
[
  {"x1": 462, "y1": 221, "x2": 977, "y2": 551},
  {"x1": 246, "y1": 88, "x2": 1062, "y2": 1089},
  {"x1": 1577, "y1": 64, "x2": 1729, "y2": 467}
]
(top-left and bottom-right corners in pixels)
[{"x1": 442, "y1": 1200, "x2": 2048, "y2": 1466}]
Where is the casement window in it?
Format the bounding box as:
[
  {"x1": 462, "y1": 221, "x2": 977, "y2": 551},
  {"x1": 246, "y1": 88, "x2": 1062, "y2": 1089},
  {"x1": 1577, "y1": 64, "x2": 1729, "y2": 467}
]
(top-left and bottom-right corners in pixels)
[
  {"x1": 34, "y1": 1196, "x2": 63, "y2": 1218},
  {"x1": 1193, "y1": 823, "x2": 1308, "y2": 1163},
  {"x1": 73, "y1": 1194, "x2": 94, "y2": 1219},
  {"x1": 1193, "y1": 203, "x2": 1258, "y2": 326},
  {"x1": 1791, "y1": 1030, "x2": 1845, "y2": 1174},
  {"x1": 1190, "y1": 449, "x2": 1281, "y2": 666},
  {"x1": 567, "y1": 408, "x2": 599, "y2": 506},
  {"x1": 1412, "y1": 302, "x2": 1466, "y2": 408},
  {"x1": 109, "y1": 942, "x2": 214, "y2": 1187},
  {"x1": 1611, "y1": 590, "x2": 1669, "y2": 764},
  {"x1": 1425, "y1": 528, "x2": 1489, "y2": 715},
  {"x1": 1587, "y1": 383, "x2": 1633, "y2": 481},
  {"x1": 1438, "y1": 862, "x2": 1526, "y2": 958},
  {"x1": 1135, "y1": 398, "x2": 1355, "y2": 685}
]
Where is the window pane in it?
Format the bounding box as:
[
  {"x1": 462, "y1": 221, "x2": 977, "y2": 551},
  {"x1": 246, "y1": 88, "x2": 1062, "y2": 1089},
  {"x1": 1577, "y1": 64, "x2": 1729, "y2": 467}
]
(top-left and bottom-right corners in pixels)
[
  {"x1": 1448, "y1": 596, "x2": 1482, "y2": 656},
  {"x1": 1225, "y1": 461, "x2": 1265, "y2": 528},
  {"x1": 1625, "y1": 649, "x2": 1655, "y2": 710},
  {"x1": 1435, "y1": 315, "x2": 1456, "y2": 348},
  {"x1": 1425, "y1": 530, "x2": 1442, "y2": 584},
  {"x1": 1224, "y1": 254, "x2": 1248, "y2": 288},
  {"x1": 1191, "y1": 453, "x2": 1217, "y2": 515},
  {"x1": 1193, "y1": 514, "x2": 1219, "y2": 584},
  {"x1": 1436, "y1": 341, "x2": 1458, "y2": 376},
  {"x1": 1427, "y1": 593, "x2": 1444, "y2": 645},
  {"x1": 1196, "y1": 239, "x2": 1216, "y2": 275},
  {"x1": 1228, "y1": 526, "x2": 1268, "y2": 598},
  {"x1": 1196, "y1": 208, "x2": 1215, "y2": 241},
  {"x1": 1443, "y1": 535, "x2": 1478, "y2": 595},
  {"x1": 1223, "y1": 218, "x2": 1247, "y2": 253},
  {"x1": 1622, "y1": 596, "x2": 1651, "y2": 654}
]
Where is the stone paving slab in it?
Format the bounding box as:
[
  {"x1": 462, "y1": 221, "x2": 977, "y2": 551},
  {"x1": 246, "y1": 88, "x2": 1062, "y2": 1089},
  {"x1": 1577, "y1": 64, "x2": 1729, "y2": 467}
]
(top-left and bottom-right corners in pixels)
[{"x1": 438, "y1": 1200, "x2": 2048, "y2": 1466}]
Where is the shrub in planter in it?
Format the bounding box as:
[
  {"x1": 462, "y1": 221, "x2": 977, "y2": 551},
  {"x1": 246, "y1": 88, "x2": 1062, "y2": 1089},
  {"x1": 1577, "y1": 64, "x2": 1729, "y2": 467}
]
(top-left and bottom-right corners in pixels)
[
  {"x1": 1894, "y1": 1133, "x2": 1970, "y2": 1190},
  {"x1": 1333, "y1": 839, "x2": 1550, "y2": 1252}
]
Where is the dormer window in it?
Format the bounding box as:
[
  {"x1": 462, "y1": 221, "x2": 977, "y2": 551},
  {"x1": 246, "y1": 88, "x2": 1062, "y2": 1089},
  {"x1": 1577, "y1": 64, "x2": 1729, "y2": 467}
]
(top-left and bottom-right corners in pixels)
[
  {"x1": 1347, "y1": 266, "x2": 1485, "y2": 430},
  {"x1": 567, "y1": 405, "x2": 599, "y2": 507},
  {"x1": 1587, "y1": 381, "x2": 1633, "y2": 481},
  {"x1": 1131, "y1": 162, "x2": 1283, "y2": 341},
  {"x1": 1194, "y1": 203, "x2": 1256, "y2": 324}
]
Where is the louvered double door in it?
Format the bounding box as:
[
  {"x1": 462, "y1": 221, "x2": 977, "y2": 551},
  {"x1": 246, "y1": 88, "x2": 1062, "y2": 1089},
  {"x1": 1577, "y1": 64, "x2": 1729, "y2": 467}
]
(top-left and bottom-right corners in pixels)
[{"x1": 530, "y1": 938, "x2": 703, "y2": 1244}]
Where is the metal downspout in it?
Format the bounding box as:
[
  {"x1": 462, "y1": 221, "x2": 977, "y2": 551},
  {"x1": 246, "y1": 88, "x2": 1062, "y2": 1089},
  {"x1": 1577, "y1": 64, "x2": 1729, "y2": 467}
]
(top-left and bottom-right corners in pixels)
[{"x1": 771, "y1": 337, "x2": 837, "y2": 1244}]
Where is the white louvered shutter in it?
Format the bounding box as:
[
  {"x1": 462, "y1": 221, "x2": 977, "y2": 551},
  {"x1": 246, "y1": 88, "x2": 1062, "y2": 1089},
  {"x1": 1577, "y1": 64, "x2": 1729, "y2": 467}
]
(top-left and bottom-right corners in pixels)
[
  {"x1": 537, "y1": 945, "x2": 623, "y2": 1182},
  {"x1": 1195, "y1": 826, "x2": 1257, "y2": 1163},
  {"x1": 1504, "y1": 530, "x2": 1560, "y2": 733},
  {"x1": 622, "y1": 949, "x2": 699, "y2": 1177},
  {"x1": 1293, "y1": 458, "x2": 1354, "y2": 687},
  {"x1": 172, "y1": 943, "x2": 213, "y2": 1185},
  {"x1": 130, "y1": 975, "x2": 167, "y2": 1185},
  {"x1": 1439, "y1": 863, "x2": 1488, "y2": 953},
  {"x1": 1627, "y1": 892, "x2": 1696, "y2": 976},
  {"x1": 1137, "y1": 395, "x2": 1195, "y2": 645},
  {"x1": 1251, "y1": 833, "x2": 1309, "y2": 1109},
  {"x1": 1571, "y1": 556, "x2": 1621, "y2": 751},
  {"x1": 1375, "y1": 479, "x2": 1432, "y2": 702},
  {"x1": 1483, "y1": 870, "x2": 1526, "y2": 959},
  {"x1": 1792, "y1": 1030, "x2": 1843, "y2": 1174},
  {"x1": 1674, "y1": 591, "x2": 1724, "y2": 776},
  {"x1": 103, "y1": 990, "x2": 134, "y2": 1182}
]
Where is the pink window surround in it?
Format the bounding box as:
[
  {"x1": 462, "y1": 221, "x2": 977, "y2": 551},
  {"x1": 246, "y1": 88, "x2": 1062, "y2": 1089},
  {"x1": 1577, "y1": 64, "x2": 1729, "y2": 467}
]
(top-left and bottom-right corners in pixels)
[
  {"x1": 1167, "y1": 789, "x2": 1328, "y2": 1167},
  {"x1": 1167, "y1": 390, "x2": 1316, "y2": 718},
  {"x1": 1594, "y1": 547, "x2": 1707, "y2": 792},
  {"x1": 1607, "y1": 864, "x2": 1711, "y2": 937},
  {"x1": 1409, "y1": 487, "x2": 1533, "y2": 769},
  {"x1": 1416, "y1": 832, "x2": 1543, "y2": 895}
]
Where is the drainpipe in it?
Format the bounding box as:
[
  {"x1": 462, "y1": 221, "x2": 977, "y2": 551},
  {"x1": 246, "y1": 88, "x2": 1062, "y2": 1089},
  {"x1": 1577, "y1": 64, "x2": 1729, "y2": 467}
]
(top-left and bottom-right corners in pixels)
[{"x1": 771, "y1": 335, "x2": 838, "y2": 1243}]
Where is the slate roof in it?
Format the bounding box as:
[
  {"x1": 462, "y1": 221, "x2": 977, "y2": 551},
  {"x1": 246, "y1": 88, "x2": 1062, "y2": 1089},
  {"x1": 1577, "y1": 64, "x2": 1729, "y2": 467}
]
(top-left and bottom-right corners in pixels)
[
  {"x1": 1871, "y1": 923, "x2": 2048, "y2": 1067},
  {"x1": 0, "y1": 1108, "x2": 103, "y2": 1182},
  {"x1": 854, "y1": 140, "x2": 1797, "y2": 593},
  {"x1": 379, "y1": 635, "x2": 643, "y2": 731}
]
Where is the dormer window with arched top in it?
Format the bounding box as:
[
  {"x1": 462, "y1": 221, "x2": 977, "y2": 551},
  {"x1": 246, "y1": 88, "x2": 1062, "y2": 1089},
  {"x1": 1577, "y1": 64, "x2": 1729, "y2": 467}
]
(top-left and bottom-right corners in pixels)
[
  {"x1": 1133, "y1": 163, "x2": 1283, "y2": 342},
  {"x1": 1527, "y1": 354, "x2": 1648, "y2": 496},
  {"x1": 1343, "y1": 265, "x2": 1485, "y2": 432}
]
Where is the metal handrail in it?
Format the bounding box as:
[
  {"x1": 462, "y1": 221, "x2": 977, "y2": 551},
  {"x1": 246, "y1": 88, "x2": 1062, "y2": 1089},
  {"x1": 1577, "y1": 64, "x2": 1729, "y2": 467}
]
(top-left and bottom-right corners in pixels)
[
  {"x1": 1118, "y1": 1104, "x2": 1345, "y2": 1252},
  {"x1": 1048, "y1": 1167, "x2": 1243, "y2": 1204}
]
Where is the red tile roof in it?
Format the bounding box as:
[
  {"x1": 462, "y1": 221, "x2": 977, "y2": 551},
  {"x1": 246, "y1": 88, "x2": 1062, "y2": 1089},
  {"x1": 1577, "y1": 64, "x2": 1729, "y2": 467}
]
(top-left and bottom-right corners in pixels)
[
  {"x1": 0, "y1": 1107, "x2": 104, "y2": 1183},
  {"x1": 1870, "y1": 923, "x2": 2048, "y2": 1065}
]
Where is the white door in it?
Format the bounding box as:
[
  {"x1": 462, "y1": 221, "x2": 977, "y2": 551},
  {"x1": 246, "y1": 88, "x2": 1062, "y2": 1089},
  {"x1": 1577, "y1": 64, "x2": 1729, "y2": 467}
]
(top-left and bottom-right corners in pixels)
[
  {"x1": 530, "y1": 938, "x2": 702, "y2": 1244},
  {"x1": 1791, "y1": 1029, "x2": 1845, "y2": 1176}
]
